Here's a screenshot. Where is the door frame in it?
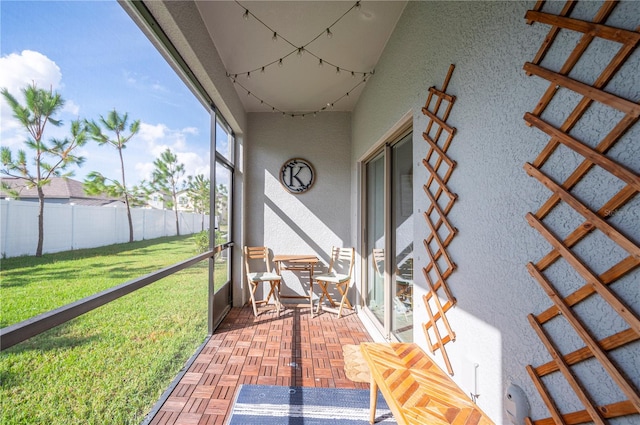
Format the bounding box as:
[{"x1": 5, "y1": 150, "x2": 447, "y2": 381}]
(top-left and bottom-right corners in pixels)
[{"x1": 358, "y1": 112, "x2": 413, "y2": 341}]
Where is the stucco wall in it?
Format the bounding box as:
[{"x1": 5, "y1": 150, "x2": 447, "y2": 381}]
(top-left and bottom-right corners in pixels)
[
  {"x1": 245, "y1": 112, "x2": 352, "y2": 298},
  {"x1": 352, "y1": 1, "x2": 639, "y2": 424}
]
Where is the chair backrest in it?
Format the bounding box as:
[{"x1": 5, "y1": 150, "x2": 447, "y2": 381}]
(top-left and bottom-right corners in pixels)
[
  {"x1": 328, "y1": 246, "x2": 355, "y2": 277},
  {"x1": 244, "y1": 246, "x2": 272, "y2": 274}
]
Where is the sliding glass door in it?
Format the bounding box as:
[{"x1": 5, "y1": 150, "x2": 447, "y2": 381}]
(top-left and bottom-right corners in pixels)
[
  {"x1": 363, "y1": 131, "x2": 414, "y2": 342},
  {"x1": 210, "y1": 116, "x2": 234, "y2": 331},
  {"x1": 366, "y1": 153, "x2": 385, "y2": 324}
]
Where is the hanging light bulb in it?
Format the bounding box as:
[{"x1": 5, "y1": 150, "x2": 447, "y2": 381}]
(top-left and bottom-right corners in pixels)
[
  {"x1": 355, "y1": 1, "x2": 361, "y2": 11},
  {"x1": 351, "y1": 71, "x2": 355, "y2": 78},
  {"x1": 243, "y1": 9, "x2": 249, "y2": 20},
  {"x1": 247, "y1": 91, "x2": 251, "y2": 96},
  {"x1": 318, "y1": 59, "x2": 323, "y2": 67},
  {"x1": 336, "y1": 67, "x2": 341, "y2": 74},
  {"x1": 297, "y1": 47, "x2": 304, "y2": 57},
  {"x1": 272, "y1": 32, "x2": 278, "y2": 42},
  {"x1": 278, "y1": 58, "x2": 283, "y2": 67},
  {"x1": 247, "y1": 71, "x2": 251, "y2": 79},
  {"x1": 261, "y1": 66, "x2": 265, "y2": 73},
  {"x1": 326, "y1": 28, "x2": 333, "y2": 38}
]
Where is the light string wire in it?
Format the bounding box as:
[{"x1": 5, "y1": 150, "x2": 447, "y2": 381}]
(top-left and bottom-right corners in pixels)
[
  {"x1": 227, "y1": 0, "x2": 374, "y2": 117},
  {"x1": 233, "y1": 75, "x2": 369, "y2": 118}
]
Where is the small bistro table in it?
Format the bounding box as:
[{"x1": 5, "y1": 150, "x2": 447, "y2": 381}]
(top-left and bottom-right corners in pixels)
[{"x1": 272, "y1": 254, "x2": 319, "y2": 316}]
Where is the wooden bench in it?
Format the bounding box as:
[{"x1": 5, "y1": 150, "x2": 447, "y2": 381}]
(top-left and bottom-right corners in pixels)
[{"x1": 360, "y1": 342, "x2": 494, "y2": 425}]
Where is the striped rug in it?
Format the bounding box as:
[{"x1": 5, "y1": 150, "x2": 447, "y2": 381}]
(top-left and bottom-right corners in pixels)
[{"x1": 228, "y1": 385, "x2": 397, "y2": 424}]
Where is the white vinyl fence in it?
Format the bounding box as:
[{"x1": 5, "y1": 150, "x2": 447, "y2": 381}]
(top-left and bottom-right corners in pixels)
[{"x1": 0, "y1": 200, "x2": 209, "y2": 258}]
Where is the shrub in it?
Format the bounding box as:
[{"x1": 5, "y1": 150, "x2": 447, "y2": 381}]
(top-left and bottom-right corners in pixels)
[{"x1": 194, "y1": 230, "x2": 209, "y2": 253}]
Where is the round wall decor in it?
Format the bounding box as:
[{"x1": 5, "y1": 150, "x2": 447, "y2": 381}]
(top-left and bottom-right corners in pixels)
[{"x1": 279, "y1": 158, "x2": 315, "y2": 194}]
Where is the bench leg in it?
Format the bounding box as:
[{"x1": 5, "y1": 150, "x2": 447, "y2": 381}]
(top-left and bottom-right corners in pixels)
[{"x1": 369, "y1": 376, "x2": 378, "y2": 424}]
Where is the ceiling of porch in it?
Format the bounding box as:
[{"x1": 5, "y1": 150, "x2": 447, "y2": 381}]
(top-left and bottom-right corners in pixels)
[{"x1": 195, "y1": 1, "x2": 407, "y2": 116}]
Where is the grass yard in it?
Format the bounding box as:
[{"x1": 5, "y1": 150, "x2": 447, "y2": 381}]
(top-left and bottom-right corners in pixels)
[{"x1": 0, "y1": 235, "x2": 224, "y2": 424}]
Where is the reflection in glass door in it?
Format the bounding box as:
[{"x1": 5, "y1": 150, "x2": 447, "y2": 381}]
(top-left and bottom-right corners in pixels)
[
  {"x1": 391, "y1": 136, "x2": 413, "y2": 341},
  {"x1": 364, "y1": 131, "x2": 413, "y2": 342},
  {"x1": 366, "y1": 153, "x2": 385, "y2": 324}
]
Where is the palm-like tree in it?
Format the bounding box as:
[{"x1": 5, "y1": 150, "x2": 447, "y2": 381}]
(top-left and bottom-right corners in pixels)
[
  {"x1": 1, "y1": 84, "x2": 87, "y2": 257},
  {"x1": 85, "y1": 109, "x2": 140, "y2": 242},
  {"x1": 151, "y1": 148, "x2": 185, "y2": 236},
  {"x1": 186, "y1": 174, "x2": 210, "y2": 231}
]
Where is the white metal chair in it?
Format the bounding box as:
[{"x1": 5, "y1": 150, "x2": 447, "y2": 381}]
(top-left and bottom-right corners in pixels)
[
  {"x1": 244, "y1": 246, "x2": 282, "y2": 317},
  {"x1": 314, "y1": 246, "x2": 355, "y2": 318}
]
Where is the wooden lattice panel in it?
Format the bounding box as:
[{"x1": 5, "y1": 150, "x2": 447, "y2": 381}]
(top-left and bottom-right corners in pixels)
[
  {"x1": 421, "y1": 64, "x2": 459, "y2": 376},
  {"x1": 523, "y1": 1, "x2": 640, "y2": 424}
]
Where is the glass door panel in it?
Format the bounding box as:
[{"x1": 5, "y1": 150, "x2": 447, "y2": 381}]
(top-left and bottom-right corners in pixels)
[
  {"x1": 391, "y1": 135, "x2": 413, "y2": 341},
  {"x1": 214, "y1": 162, "x2": 231, "y2": 289},
  {"x1": 210, "y1": 117, "x2": 233, "y2": 331},
  {"x1": 366, "y1": 153, "x2": 385, "y2": 325}
]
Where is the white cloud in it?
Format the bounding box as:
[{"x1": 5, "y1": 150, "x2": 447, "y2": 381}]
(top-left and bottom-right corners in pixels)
[
  {"x1": 134, "y1": 162, "x2": 155, "y2": 181},
  {"x1": 0, "y1": 50, "x2": 63, "y2": 95},
  {"x1": 138, "y1": 122, "x2": 168, "y2": 145},
  {"x1": 0, "y1": 51, "x2": 82, "y2": 151},
  {"x1": 132, "y1": 121, "x2": 210, "y2": 182},
  {"x1": 63, "y1": 100, "x2": 81, "y2": 116}
]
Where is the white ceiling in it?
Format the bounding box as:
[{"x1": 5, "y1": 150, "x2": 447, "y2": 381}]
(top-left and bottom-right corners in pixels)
[{"x1": 195, "y1": 1, "x2": 407, "y2": 116}]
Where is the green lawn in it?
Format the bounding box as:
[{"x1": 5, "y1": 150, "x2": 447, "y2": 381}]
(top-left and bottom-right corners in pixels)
[{"x1": 0, "y1": 235, "x2": 224, "y2": 424}]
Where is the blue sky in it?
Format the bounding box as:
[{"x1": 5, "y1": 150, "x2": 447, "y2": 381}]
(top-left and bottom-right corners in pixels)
[{"x1": 1, "y1": 0, "x2": 212, "y2": 186}]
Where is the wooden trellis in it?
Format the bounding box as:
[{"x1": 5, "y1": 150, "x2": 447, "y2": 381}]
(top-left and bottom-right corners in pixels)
[
  {"x1": 421, "y1": 64, "x2": 459, "y2": 376},
  {"x1": 523, "y1": 1, "x2": 639, "y2": 424}
]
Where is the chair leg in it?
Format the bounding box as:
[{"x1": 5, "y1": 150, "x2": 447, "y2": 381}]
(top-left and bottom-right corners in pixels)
[
  {"x1": 316, "y1": 281, "x2": 337, "y2": 314},
  {"x1": 271, "y1": 281, "x2": 281, "y2": 316},
  {"x1": 337, "y1": 282, "x2": 351, "y2": 318},
  {"x1": 309, "y1": 280, "x2": 314, "y2": 318},
  {"x1": 316, "y1": 282, "x2": 324, "y2": 314},
  {"x1": 249, "y1": 282, "x2": 259, "y2": 317}
]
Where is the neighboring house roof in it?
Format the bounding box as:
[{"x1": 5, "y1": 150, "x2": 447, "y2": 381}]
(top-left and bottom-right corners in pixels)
[{"x1": 0, "y1": 177, "x2": 124, "y2": 206}]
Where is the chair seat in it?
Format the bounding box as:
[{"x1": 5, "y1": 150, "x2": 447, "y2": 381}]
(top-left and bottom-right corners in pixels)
[
  {"x1": 315, "y1": 272, "x2": 349, "y2": 284},
  {"x1": 248, "y1": 272, "x2": 281, "y2": 282}
]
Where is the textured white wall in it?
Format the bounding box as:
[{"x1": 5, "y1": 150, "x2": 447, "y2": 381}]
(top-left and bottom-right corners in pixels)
[
  {"x1": 352, "y1": 1, "x2": 639, "y2": 424},
  {"x1": 245, "y1": 112, "x2": 352, "y2": 298}
]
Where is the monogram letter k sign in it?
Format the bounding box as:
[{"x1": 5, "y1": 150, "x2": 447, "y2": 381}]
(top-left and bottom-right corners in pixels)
[{"x1": 279, "y1": 158, "x2": 315, "y2": 194}]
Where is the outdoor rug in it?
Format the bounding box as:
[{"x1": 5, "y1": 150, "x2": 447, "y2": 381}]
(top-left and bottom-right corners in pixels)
[{"x1": 227, "y1": 384, "x2": 397, "y2": 424}]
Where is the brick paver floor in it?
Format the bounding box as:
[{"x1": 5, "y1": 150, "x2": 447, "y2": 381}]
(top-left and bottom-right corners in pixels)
[{"x1": 148, "y1": 304, "x2": 373, "y2": 425}]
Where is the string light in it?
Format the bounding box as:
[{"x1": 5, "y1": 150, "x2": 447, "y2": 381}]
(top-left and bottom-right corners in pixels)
[
  {"x1": 229, "y1": 1, "x2": 373, "y2": 78},
  {"x1": 228, "y1": 1, "x2": 375, "y2": 118},
  {"x1": 232, "y1": 76, "x2": 370, "y2": 118}
]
